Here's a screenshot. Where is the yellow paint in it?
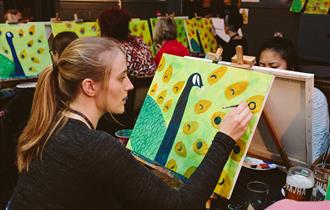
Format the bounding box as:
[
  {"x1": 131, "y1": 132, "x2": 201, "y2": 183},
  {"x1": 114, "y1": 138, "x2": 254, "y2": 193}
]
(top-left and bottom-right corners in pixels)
[
  {"x1": 174, "y1": 141, "x2": 187, "y2": 157},
  {"x1": 194, "y1": 100, "x2": 212, "y2": 114},
  {"x1": 28, "y1": 25, "x2": 35, "y2": 36},
  {"x1": 37, "y1": 48, "x2": 45, "y2": 54},
  {"x1": 27, "y1": 40, "x2": 34, "y2": 48},
  {"x1": 157, "y1": 56, "x2": 166, "y2": 71},
  {"x1": 166, "y1": 159, "x2": 177, "y2": 172},
  {"x1": 172, "y1": 81, "x2": 185, "y2": 94},
  {"x1": 225, "y1": 81, "x2": 249, "y2": 99},
  {"x1": 163, "y1": 99, "x2": 173, "y2": 112},
  {"x1": 246, "y1": 95, "x2": 264, "y2": 113},
  {"x1": 18, "y1": 29, "x2": 24, "y2": 37},
  {"x1": 211, "y1": 112, "x2": 226, "y2": 129},
  {"x1": 215, "y1": 171, "x2": 232, "y2": 195},
  {"x1": 193, "y1": 138, "x2": 209, "y2": 155},
  {"x1": 230, "y1": 139, "x2": 246, "y2": 162},
  {"x1": 208, "y1": 66, "x2": 227, "y2": 85},
  {"x1": 156, "y1": 89, "x2": 167, "y2": 104},
  {"x1": 150, "y1": 83, "x2": 158, "y2": 96},
  {"x1": 183, "y1": 121, "x2": 199, "y2": 134},
  {"x1": 31, "y1": 56, "x2": 40, "y2": 64},
  {"x1": 184, "y1": 166, "x2": 197, "y2": 178},
  {"x1": 162, "y1": 65, "x2": 173, "y2": 83},
  {"x1": 19, "y1": 49, "x2": 27, "y2": 59}
]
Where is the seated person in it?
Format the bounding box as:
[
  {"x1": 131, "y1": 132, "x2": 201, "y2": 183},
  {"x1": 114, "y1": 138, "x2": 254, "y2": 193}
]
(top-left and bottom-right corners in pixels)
[
  {"x1": 153, "y1": 18, "x2": 190, "y2": 66},
  {"x1": 4, "y1": 9, "x2": 23, "y2": 23},
  {"x1": 216, "y1": 10, "x2": 248, "y2": 62},
  {"x1": 99, "y1": 8, "x2": 156, "y2": 77},
  {"x1": 258, "y1": 35, "x2": 330, "y2": 162},
  {"x1": 9, "y1": 36, "x2": 253, "y2": 209},
  {"x1": 50, "y1": 31, "x2": 78, "y2": 64}
]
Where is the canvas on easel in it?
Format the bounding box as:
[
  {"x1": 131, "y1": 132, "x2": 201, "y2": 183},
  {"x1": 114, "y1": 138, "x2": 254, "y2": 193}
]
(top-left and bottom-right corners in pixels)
[
  {"x1": 127, "y1": 54, "x2": 274, "y2": 198},
  {"x1": 51, "y1": 22, "x2": 100, "y2": 37},
  {"x1": 128, "y1": 20, "x2": 153, "y2": 48},
  {"x1": 184, "y1": 18, "x2": 218, "y2": 54},
  {"x1": 0, "y1": 23, "x2": 52, "y2": 79}
]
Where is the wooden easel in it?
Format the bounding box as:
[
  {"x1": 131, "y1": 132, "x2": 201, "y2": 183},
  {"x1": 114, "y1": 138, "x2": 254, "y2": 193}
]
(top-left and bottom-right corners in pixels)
[{"x1": 209, "y1": 45, "x2": 292, "y2": 169}]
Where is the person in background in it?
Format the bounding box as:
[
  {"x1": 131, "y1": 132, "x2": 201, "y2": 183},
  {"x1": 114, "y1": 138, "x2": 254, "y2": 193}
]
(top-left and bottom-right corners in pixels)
[
  {"x1": 216, "y1": 10, "x2": 248, "y2": 62},
  {"x1": 50, "y1": 31, "x2": 78, "y2": 64},
  {"x1": 8, "y1": 36, "x2": 252, "y2": 209},
  {"x1": 153, "y1": 17, "x2": 190, "y2": 66},
  {"x1": 4, "y1": 9, "x2": 23, "y2": 23},
  {"x1": 98, "y1": 8, "x2": 156, "y2": 77},
  {"x1": 258, "y1": 35, "x2": 330, "y2": 162}
]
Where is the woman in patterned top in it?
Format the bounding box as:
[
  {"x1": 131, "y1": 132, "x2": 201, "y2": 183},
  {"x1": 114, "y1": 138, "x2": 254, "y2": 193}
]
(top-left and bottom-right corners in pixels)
[{"x1": 99, "y1": 8, "x2": 156, "y2": 78}]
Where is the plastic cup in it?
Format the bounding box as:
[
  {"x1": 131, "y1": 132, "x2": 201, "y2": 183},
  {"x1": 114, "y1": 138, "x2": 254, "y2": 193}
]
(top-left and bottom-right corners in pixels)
[{"x1": 114, "y1": 129, "x2": 132, "y2": 146}]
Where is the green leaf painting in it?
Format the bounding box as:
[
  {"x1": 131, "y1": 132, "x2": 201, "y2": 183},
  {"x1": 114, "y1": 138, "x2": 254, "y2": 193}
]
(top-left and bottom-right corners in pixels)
[
  {"x1": 0, "y1": 23, "x2": 52, "y2": 78},
  {"x1": 127, "y1": 54, "x2": 274, "y2": 198},
  {"x1": 51, "y1": 22, "x2": 100, "y2": 37}
]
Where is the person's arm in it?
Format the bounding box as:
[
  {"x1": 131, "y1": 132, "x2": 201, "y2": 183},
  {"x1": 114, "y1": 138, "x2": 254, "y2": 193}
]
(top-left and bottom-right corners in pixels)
[
  {"x1": 87, "y1": 102, "x2": 251, "y2": 210},
  {"x1": 87, "y1": 131, "x2": 235, "y2": 210},
  {"x1": 312, "y1": 88, "x2": 330, "y2": 161}
]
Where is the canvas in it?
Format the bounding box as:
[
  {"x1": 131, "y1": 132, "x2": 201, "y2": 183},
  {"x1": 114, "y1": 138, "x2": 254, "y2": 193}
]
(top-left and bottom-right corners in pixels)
[
  {"x1": 184, "y1": 18, "x2": 218, "y2": 54},
  {"x1": 128, "y1": 20, "x2": 153, "y2": 48},
  {"x1": 0, "y1": 23, "x2": 52, "y2": 79},
  {"x1": 184, "y1": 19, "x2": 202, "y2": 53},
  {"x1": 304, "y1": 0, "x2": 330, "y2": 15},
  {"x1": 51, "y1": 22, "x2": 100, "y2": 37},
  {"x1": 127, "y1": 54, "x2": 274, "y2": 198}
]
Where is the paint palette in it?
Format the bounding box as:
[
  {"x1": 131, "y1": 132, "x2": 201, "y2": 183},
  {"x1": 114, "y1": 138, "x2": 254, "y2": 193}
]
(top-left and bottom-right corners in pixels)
[{"x1": 243, "y1": 156, "x2": 277, "y2": 170}]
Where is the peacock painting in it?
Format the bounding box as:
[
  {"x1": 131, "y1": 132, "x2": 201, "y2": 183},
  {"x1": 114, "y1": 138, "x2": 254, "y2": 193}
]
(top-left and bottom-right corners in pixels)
[
  {"x1": 0, "y1": 23, "x2": 52, "y2": 79},
  {"x1": 127, "y1": 54, "x2": 274, "y2": 198}
]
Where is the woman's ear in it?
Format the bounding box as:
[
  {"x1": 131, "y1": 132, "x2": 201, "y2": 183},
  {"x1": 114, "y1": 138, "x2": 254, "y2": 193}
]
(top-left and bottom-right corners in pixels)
[{"x1": 81, "y1": 78, "x2": 98, "y2": 97}]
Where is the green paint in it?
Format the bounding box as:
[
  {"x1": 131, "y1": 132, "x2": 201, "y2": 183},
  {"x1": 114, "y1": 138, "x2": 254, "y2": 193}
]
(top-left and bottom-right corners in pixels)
[{"x1": 0, "y1": 54, "x2": 15, "y2": 78}]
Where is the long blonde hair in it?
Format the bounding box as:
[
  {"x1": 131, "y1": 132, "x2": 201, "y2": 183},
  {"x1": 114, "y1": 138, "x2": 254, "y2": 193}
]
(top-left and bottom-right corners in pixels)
[{"x1": 17, "y1": 37, "x2": 122, "y2": 172}]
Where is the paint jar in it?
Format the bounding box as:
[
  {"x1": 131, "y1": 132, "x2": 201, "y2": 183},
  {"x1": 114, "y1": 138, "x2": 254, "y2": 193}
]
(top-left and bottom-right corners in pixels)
[
  {"x1": 114, "y1": 129, "x2": 132, "y2": 146},
  {"x1": 311, "y1": 163, "x2": 330, "y2": 200},
  {"x1": 246, "y1": 181, "x2": 269, "y2": 210},
  {"x1": 283, "y1": 166, "x2": 314, "y2": 201}
]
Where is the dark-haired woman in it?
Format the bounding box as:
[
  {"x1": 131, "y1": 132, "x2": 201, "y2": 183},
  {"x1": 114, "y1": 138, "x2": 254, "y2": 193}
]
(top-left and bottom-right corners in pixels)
[{"x1": 99, "y1": 8, "x2": 156, "y2": 77}]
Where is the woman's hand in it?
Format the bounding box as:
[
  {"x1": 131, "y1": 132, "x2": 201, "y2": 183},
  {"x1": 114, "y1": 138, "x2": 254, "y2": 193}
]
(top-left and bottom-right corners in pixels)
[{"x1": 219, "y1": 102, "x2": 253, "y2": 142}]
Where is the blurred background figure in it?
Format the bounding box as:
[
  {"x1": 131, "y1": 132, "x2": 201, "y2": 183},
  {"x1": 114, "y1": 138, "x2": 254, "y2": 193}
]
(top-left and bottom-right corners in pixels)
[
  {"x1": 153, "y1": 17, "x2": 190, "y2": 66},
  {"x1": 4, "y1": 9, "x2": 23, "y2": 23},
  {"x1": 217, "y1": 10, "x2": 248, "y2": 61},
  {"x1": 99, "y1": 7, "x2": 156, "y2": 77},
  {"x1": 50, "y1": 31, "x2": 79, "y2": 64}
]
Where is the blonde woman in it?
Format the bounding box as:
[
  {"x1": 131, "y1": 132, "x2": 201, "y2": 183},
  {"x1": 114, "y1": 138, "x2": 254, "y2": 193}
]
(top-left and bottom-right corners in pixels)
[{"x1": 9, "y1": 37, "x2": 252, "y2": 210}]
